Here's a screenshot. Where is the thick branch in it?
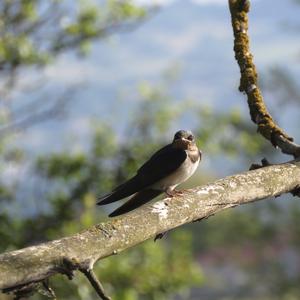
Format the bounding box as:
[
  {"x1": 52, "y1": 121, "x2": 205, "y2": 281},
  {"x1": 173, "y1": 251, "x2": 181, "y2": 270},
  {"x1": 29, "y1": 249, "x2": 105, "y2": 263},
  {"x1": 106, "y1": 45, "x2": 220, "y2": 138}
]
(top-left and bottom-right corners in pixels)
[
  {"x1": 229, "y1": 0, "x2": 300, "y2": 158},
  {"x1": 0, "y1": 160, "x2": 300, "y2": 293}
]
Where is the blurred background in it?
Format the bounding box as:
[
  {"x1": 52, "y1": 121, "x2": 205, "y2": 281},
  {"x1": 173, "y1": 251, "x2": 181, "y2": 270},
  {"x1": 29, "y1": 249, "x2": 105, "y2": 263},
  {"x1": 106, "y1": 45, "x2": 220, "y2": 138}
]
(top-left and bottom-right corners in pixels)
[{"x1": 0, "y1": 0, "x2": 300, "y2": 299}]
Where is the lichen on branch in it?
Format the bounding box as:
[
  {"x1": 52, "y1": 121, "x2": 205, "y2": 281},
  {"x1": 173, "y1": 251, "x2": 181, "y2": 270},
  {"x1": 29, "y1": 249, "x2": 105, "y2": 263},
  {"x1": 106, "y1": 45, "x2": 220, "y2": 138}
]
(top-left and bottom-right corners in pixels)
[{"x1": 228, "y1": 0, "x2": 300, "y2": 158}]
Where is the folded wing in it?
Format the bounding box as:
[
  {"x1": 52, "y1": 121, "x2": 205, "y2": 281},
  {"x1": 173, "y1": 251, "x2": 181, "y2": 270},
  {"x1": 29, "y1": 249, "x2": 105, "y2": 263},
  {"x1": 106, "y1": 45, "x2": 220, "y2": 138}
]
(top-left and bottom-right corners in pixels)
[{"x1": 97, "y1": 144, "x2": 187, "y2": 206}]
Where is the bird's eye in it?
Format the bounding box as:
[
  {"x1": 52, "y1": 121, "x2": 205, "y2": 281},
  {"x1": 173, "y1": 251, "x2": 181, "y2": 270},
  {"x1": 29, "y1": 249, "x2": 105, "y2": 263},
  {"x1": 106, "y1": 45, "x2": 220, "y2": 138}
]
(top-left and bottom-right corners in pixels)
[{"x1": 187, "y1": 135, "x2": 193, "y2": 141}]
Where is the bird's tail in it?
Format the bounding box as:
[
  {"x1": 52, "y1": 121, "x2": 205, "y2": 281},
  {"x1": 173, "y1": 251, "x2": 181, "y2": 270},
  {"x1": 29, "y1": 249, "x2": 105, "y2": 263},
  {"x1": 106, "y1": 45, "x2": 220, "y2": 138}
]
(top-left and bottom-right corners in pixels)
[
  {"x1": 109, "y1": 189, "x2": 162, "y2": 217},
  {"x1": 97, "y1": 176, "x2": 143, "y2": 206}
]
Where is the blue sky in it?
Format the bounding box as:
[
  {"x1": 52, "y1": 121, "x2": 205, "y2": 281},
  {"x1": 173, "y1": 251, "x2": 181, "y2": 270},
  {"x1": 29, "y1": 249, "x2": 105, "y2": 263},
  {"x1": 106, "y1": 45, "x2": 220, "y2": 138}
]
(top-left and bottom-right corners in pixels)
[{"x1": 16, "y1": 0, "x2": 300, "y2": 155}]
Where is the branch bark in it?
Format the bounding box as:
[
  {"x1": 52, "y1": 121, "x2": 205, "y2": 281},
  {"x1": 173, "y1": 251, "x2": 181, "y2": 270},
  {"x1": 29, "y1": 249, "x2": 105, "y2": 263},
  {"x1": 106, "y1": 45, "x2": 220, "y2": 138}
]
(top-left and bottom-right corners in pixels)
[
  {"x1": 229, "y1": 0, "x2": 300, "y2": 158},
  {"x1": 1, "y1": 160, "x2": 300, "y2": 294}
]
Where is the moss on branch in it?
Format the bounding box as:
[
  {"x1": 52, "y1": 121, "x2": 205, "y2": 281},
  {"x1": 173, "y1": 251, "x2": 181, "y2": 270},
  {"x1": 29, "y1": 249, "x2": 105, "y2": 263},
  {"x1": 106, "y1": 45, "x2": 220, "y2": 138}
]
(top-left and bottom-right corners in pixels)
[{"x1": 229, "y1": 0, "x2": 300, "y2": 157}]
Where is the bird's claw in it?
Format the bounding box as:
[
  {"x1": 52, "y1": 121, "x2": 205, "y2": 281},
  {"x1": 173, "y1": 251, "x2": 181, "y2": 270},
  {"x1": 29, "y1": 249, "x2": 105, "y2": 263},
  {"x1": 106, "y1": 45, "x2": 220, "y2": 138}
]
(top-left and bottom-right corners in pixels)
[{"x1": 166, "y1": 189, "x2": 186, "y2": 197}]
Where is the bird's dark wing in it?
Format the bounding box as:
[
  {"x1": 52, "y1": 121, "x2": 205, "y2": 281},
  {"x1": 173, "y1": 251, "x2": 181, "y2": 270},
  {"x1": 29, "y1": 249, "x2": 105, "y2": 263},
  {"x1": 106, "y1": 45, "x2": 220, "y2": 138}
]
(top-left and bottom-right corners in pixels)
[
  {"x1": 137, "y1": 143, "x2": 187, "y2": 181},
  {"x1": 97, "y1": 144, "x2": 186, "y2": 206},
  {"x1": 109, "y1": 189, "x2": 162, "y2": 217}
]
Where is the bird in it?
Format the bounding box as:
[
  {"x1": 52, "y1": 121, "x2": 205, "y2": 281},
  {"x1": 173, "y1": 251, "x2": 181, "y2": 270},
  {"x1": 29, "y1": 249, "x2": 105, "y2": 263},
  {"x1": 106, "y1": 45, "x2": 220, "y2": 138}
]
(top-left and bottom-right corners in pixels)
[{"x1": 97, "y1": 130, "x2": 202, "y2": 217}]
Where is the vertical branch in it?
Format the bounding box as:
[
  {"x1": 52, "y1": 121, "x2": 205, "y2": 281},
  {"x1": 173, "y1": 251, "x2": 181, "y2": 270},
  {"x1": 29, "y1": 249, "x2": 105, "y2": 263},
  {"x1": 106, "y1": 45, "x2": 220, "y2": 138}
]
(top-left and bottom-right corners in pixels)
[{"x1": 228, "y1": 0, "x2": 300, "y2": 158}]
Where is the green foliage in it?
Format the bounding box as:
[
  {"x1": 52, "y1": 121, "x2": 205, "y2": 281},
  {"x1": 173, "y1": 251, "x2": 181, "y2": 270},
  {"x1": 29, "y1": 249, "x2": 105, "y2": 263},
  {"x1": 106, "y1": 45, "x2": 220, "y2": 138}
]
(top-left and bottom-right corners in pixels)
[
  {"x1": 37, "y1": 153, "x2": 87, "y2": 179},
  {"x1": 0, "y1": 0, "x2": 147, "y2": 71},
  {"x1": 196, "y1": 106, "x2": 271, "y2": 160},
  {"x1": 108, "y1": 0, "x2": 146, "y2": 20},
  {"x1": 264, "y1": 66, "x2": 300, "y2": 105},
  {"x1": 1, "y1": 68, "x2": 293, "y2": 298},
  {"x1": 1, "y1": 3, "x2": 300, "y2": 297},
  {"x1": 192, "y1": 207, "x2": 277, "y2": 252},
  {"x1": 97, "y1": 231, "x2": 203, "y2": 300}
]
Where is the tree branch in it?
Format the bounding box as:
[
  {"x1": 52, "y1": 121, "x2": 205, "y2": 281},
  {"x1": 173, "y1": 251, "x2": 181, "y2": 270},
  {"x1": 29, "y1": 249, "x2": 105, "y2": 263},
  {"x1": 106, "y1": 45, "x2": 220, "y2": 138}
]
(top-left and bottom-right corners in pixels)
[
  {"x1": 0, "y1": 160, "x2": 300, "y2": 296},
  {"x1": 80, "y1": 268, "x2": 111, "y2": 300},
  {"x1": 0, "y1": 89, "x2": 73, "y2": 137},
  {"x1": 228, "y1": 0, "x2": 300, "y2": 158}
]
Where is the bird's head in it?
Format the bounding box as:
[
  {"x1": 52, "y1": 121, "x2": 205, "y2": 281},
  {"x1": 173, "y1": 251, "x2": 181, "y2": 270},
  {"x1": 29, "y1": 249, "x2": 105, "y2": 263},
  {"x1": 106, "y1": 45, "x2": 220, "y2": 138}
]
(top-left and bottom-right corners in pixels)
[{"x1": 172, "y1": 130, "x2": 196, "y2": 149}]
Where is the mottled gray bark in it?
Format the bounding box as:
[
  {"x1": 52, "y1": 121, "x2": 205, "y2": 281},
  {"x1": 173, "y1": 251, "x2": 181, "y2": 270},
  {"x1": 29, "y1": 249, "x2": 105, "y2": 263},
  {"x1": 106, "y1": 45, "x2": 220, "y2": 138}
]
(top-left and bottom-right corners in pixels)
[{"x1": 0, "y1": 160, "x2": 300, "y2": 293}]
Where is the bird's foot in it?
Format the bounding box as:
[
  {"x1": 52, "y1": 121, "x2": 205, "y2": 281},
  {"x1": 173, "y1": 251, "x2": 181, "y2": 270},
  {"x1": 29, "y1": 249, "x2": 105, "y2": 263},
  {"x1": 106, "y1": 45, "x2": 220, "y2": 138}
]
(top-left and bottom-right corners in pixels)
[{"x1": 165, "y1": 189, "x2": 186, "y2": 197}]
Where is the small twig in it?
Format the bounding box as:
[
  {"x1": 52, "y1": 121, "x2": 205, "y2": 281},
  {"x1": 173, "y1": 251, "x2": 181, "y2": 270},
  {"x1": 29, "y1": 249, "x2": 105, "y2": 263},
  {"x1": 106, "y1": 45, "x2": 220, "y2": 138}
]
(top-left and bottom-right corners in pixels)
[
  {"x1": 249, "y1": 158, "x2": 271, "y2": 170},
  {"x1": 56, "y1": 257, "x2": 77, "y2": 280},
  {"x1": 291, "y1": 185, "x2": 300, "y2": 197},
  {"x1": 41, "y1": 280, "x2": 56, "y2": 299},
  {"x1": 0, "y1": 88, "x2": 75, "y2": 138},
  {"x1": 59, "y1": 256, "x2": 111, "y2": 300},
  {"x1": 154, "y1": 231, "x2": 168, "y2": 241},
  {"x1": 80, "y1": 268, "x2": 111, "y2": 300}
]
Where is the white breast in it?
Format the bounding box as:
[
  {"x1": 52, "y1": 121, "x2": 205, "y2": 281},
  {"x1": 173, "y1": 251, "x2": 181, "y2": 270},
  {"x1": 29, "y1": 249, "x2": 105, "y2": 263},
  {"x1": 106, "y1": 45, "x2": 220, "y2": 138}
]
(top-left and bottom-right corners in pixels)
[{"x1": 151, "y1": 153, "x2": 200, "y2": 191}]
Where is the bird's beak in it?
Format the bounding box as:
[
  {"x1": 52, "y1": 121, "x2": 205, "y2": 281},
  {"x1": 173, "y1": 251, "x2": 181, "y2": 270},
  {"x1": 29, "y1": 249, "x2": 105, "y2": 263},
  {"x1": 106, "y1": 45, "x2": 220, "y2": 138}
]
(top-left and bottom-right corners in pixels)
[
  {"x1": 181, "y1": 138, "x2": 190, "y2": 143},
  {"x1": 173, "y1": 137, "x2": 190, "y2": 149}
]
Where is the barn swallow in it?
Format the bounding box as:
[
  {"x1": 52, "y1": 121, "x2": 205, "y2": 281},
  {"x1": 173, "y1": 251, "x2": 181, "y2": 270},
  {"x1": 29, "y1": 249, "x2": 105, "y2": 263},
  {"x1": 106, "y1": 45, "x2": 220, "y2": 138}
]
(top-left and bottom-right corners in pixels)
[{"x1": 97, "y1": 130, "x2": 202, "y2": 217}]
